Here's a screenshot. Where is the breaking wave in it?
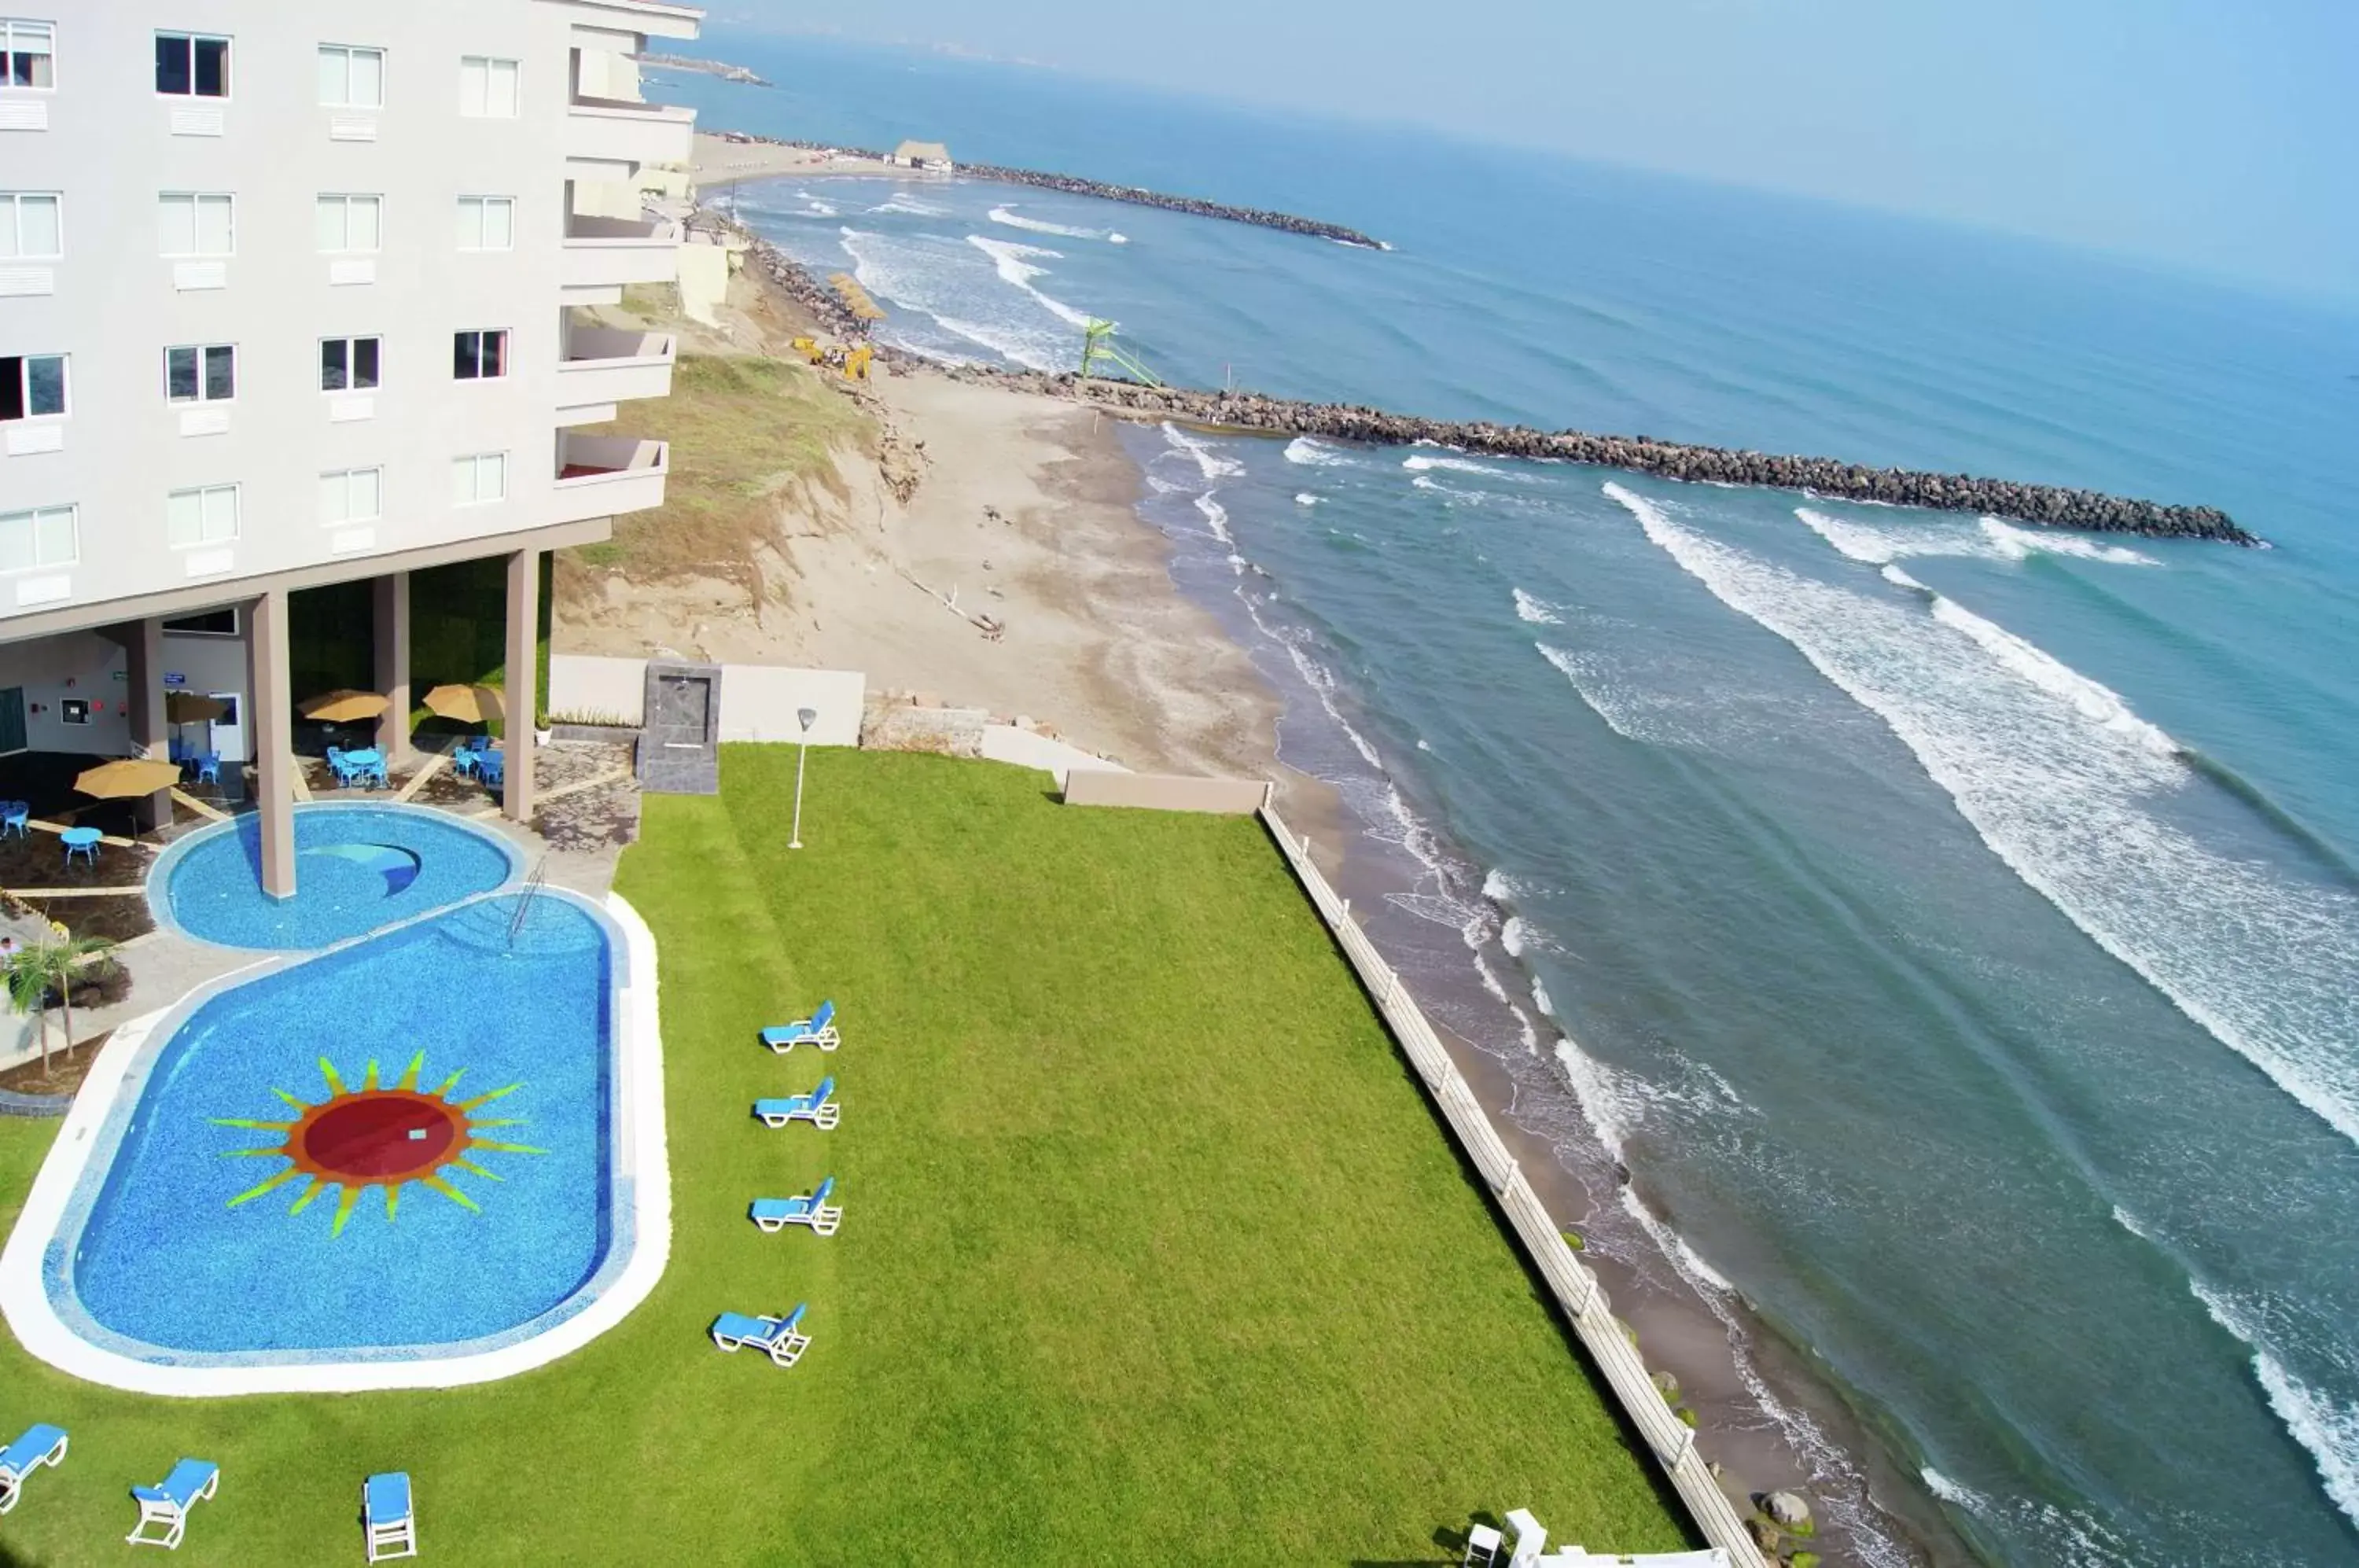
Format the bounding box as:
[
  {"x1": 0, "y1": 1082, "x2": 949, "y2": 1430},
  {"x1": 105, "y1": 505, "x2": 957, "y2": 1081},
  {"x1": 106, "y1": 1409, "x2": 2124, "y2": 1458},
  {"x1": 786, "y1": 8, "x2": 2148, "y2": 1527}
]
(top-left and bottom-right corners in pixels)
[
  {"x1": 1513, "y1": 588, "x2": 1563, "y2": 624},
  {"x1": 1615, "y1": 481, "x2": 2359, "y2": 1159},
  {"x1": 1796, "y1": 507, "x2": 2158, "y2": 568},
  {"x1": 1285, "y1": 437, "x2": 1354, "y2": 467}
]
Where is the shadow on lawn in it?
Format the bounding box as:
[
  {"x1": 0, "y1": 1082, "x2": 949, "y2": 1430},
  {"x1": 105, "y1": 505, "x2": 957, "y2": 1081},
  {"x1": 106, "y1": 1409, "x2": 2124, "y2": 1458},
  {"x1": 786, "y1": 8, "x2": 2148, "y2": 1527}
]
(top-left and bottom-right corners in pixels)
[{"x1": 0, "y1": 1537, "x2": 47, "y2": 1568}]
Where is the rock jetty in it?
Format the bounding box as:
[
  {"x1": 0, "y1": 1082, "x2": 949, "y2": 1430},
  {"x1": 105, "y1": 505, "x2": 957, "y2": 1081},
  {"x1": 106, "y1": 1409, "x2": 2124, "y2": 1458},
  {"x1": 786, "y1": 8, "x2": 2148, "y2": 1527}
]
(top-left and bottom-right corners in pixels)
[
  {"x1": 727, "y1": 225, "x2": 2254, "y2": 544},
  {"x1": 716, "y1": 132, "x2": 1385, "y2": 249},
  {"x1": 956, "y1": 161, "x2": 1385, "y2": 249},
  {"x1": 958, "y1": 370, "x2": 2258, "y2": 544}
]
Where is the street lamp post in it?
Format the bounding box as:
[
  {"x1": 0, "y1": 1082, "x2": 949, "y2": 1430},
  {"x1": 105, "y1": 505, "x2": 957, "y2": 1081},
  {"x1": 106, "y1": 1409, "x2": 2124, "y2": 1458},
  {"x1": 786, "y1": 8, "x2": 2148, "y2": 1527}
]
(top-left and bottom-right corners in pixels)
[{"x1": 789, "y1": 706, "x2": 817, "y2": 850}]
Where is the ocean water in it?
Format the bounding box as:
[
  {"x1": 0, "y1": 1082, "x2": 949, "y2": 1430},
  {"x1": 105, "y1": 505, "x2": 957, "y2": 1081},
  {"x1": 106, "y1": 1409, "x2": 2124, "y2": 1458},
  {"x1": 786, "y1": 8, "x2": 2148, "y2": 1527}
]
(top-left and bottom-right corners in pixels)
[{"x1": 662, "y1": 31, "x2": 2359, "y2": 1565}]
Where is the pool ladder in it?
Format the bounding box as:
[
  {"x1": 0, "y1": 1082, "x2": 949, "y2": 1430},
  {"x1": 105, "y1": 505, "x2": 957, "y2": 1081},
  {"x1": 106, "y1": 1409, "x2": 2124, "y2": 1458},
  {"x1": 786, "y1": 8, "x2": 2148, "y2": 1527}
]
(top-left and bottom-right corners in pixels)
[{"x1": 506, "y1": 857, "x2": 550, "y2": 950}]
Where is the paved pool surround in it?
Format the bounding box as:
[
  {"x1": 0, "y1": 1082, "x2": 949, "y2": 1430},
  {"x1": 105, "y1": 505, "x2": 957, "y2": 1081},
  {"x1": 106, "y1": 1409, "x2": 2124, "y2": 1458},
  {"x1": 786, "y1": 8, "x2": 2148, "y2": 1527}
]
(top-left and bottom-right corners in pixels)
[{"x1": 0, "y1": 806, "x2": 668, "y2": 1395}]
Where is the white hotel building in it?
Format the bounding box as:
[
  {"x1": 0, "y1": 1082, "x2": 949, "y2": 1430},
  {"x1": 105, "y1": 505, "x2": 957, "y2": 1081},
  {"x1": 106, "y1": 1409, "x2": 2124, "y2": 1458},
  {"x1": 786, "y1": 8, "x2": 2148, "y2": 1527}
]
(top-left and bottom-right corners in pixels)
[{"x1": 0, "y1": 0, "x2": 699, "y2": 892}]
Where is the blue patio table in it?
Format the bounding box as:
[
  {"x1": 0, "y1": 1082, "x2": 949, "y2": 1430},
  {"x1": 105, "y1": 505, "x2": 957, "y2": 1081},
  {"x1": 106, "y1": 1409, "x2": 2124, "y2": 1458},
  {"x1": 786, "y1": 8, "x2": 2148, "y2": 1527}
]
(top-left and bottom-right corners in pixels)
[
  {"x1": 60, "y1": 826, "x2": 102, "y2": 866},
  {"x1": 342, "y1": 748, "x2": 388, "y2": 789}
]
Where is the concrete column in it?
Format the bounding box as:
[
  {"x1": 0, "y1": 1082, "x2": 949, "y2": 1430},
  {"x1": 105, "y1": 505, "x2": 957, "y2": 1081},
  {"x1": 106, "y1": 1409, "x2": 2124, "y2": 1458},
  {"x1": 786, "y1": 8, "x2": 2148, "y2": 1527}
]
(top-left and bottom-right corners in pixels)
[
  {"x1": 248, "y1": 589, "x2": 296, "y2": 899},
  {"x1": 502, "y1": 548, "x2": 538, "y2": 825},
  {"x1": 372, "y1": 571, "x2": 411, "y2": 764},
  {"x1": 119, "y1": 617, "x2": 171, "y2": 832}
]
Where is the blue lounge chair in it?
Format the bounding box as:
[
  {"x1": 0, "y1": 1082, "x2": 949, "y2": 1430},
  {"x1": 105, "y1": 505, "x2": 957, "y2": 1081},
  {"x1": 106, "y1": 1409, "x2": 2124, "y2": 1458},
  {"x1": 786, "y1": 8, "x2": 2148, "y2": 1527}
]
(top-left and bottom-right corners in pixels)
[
  {"x1": 754, "y1": 1077, "x2": 839, "y2": 1130},
  {"x1": 751, "y1": 1176, "x2": 841, "y2": 1236},
  {"x1": 127, "y1": 1457, "x2": 218, "y2": 1550},
  {"x1": 711, "y1": 1304, "x2": 811, "y2": 1367},
  {"x1": 364, "y1": 1471, "x2": 416, "y2": 1562},
  {"x1": 0, "y1": 1423, "x2": 68, "y2": 1515},
  {"x1": 760, "y1": 999, "x2": 840, "y2": 1054}
]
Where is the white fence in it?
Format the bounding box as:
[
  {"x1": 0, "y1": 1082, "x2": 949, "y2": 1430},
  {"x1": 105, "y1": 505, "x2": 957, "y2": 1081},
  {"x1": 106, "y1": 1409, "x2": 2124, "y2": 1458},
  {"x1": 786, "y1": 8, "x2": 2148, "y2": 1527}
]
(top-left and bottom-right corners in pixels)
[
  {"x1": 547, "y1": 654, "x2": 865, "y2": 746},
  {"x1": 1260, "y1": 806, "x2": 1770, "y2": 1568}
]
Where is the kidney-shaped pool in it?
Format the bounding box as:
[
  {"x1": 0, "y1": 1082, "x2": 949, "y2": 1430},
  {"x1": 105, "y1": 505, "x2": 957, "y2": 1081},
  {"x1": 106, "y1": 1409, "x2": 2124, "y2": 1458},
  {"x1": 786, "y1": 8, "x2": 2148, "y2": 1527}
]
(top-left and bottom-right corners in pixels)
[
  {"x1": 0, "y1": 817, "x2": 667, "y2": 1394},
  {"x1": 153, "y1": 803, "x2": 524, "y2": 950}
]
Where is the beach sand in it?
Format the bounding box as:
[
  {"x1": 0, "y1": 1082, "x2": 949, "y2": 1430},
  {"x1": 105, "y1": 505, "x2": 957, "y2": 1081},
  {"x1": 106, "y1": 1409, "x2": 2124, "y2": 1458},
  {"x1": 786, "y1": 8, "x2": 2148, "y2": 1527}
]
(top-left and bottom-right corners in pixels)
[{"x1": 552, "y1": 252, "x2": 1341, "y2": 841}]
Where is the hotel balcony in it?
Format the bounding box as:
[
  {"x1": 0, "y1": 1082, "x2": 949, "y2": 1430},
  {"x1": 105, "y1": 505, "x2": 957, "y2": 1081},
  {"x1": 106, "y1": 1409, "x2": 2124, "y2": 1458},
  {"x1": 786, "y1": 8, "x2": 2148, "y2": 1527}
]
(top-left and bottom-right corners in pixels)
[
  {"x1": 553, "y1": 432, "x2": 670, "y2": 521},
  {"x1": 558, "y1": 327, "x2": 678, "y2": 425},
  {"x1": 567, "y1": 94, "x2": 696, "y2": 175},
  {"x1": 560, "y1": 215, "x2": 682, "y2": 300}
]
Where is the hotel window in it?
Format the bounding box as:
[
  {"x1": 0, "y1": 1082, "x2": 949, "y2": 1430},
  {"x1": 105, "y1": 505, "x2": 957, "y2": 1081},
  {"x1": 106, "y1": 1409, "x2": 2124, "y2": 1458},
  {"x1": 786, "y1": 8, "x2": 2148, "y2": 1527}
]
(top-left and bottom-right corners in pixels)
[
  {"x1": 316, "y1": 193, "x2": 381, "y2": 252},
  {"x1": 317, "y1": 43, "x2": 383, "y2": 109},
  {"x1": 319, "y1": 335, "x2": 381, "y2": 392},
  {"x1": 457, "y1": 55, "x2": 517, "y2": 118},
  {"x1": 166, "y1": 484, "x2": 238, "y2": 548},
  {"x1": 0, "y1": 354, "x2": 64, "y2": 420},
  {"x1": 451, "y1": 452, "x2": 506, "y2": 506},
  {"x1": 319, "y1": 466, "x2": 382, "y2": 525},
  {"x1": 157, "y1": 193, "x2": 234, "y2": 256},
  {"x1": 2, "y1": 19, "x2": 53, "y2": 89},
  {"x1": 164, "y1": 344, "x2": 234, "y2": 404},
  {"x1": 0, "y1": 191, "x2": 60, "y2": 258},
  {"x1": 453, "y1": 330, "x2": 507, "y2": 381},
  {"x1": 455, "y1": 195, "x2": 513, "y2": 252},
  {"x1": 0, "y1": 503, "x2": 75, "y2": 572},
  {"x1": 154, "y1": 32, "x2": 229, "y2": 98}
]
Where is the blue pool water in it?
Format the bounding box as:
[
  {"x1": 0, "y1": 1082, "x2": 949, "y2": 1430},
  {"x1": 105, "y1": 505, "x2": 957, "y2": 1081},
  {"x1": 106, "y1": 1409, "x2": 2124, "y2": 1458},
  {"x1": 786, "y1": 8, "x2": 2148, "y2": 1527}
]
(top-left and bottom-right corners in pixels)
[
  {"x1": 57, "y1": 891, "x2": 619, "y2": 1357},
  {"x1": 156, "y1": 804, "x2": 522, "y2": 950}
]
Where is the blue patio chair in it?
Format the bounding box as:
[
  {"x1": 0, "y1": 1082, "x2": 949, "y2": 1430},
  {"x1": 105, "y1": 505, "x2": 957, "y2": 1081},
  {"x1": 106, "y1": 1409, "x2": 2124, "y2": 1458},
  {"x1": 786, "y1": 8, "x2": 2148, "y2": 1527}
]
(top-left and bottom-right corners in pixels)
[
  {"x1": 126, "y1": 1457, "x2": 218, "y2": 1550},
  {"x1": 710, "y1": 1304, "x2": 811, "y2": 1367},
  {"x1": 753, "y1": 1077, "x2": 839, "y2": 1130},
  {"x1": 760, "y1": 999, "x2": 840, "y2": 1054},
  {"x1": 0, "y1": 1423, "x2": 68, "y2": 1515},
  {"x1": 326, "y1": 746, "x2": 360, "y2": 787},
  {"x1": 477, "y1": 750, "x2": 506, "y2": 794},
  {"x1": 194, "y1": 753, "x2": 222, "y2": 787},
  {"x1": 363, "y1": 1471, "x2": 416, "y2": 1562},
  {"x1": 448, "y1": 736, "x2": 486, "y2": 778},
  {"x1": 751, "y1": 1176, "x2": 841, "y2": 1236},
  {"x1": 1, "y1": 801, "x2": 28, "y2": 839}
]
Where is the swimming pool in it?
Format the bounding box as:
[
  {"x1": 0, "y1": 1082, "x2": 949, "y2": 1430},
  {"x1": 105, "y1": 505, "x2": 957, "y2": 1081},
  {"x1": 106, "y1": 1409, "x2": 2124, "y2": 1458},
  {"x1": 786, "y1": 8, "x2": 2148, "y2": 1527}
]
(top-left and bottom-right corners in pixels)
[
  {"x1": 0, "y1": 851, "x2": 668, "y2": 1393},
  {"x1": 153, "y1": 804, "x2": 524, "y2": 950}
]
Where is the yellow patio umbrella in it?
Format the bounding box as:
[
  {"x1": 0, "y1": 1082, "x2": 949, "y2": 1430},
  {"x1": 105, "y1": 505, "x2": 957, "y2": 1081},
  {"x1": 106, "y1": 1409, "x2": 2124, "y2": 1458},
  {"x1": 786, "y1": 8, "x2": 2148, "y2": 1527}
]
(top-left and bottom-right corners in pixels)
[
  {"x1": 74, "y1": 758, "x2": 185, "y2": 800},
  {"x1": 422, "y1": 684, "x2": 504, "y2": 726},
  {"x1": 300, "y1": 689, "x2": 392, "y2": 723},
  {"x1": 164, "y1": 691, "x2": 228, "y2": 723}
]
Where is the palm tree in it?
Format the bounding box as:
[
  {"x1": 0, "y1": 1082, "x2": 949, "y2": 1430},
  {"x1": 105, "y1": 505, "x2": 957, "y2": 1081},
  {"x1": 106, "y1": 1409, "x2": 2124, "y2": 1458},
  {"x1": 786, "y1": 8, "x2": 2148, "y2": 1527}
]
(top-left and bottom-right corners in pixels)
[
  {"x1": 3, "y1": 936, "x2": 115, "y2": 1073},
  {"x1": 49, "y1": 935, "x2": 116, "y2": 1062},
  {"x1": 5, "y1": 943, "x2": 56, "y2": 1072}
]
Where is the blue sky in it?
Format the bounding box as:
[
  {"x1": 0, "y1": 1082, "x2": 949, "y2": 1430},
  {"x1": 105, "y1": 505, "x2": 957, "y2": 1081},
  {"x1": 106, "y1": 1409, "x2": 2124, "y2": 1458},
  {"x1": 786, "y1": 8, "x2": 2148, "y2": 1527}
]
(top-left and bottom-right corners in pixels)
[{"x1": 717, "y1": 0, "x2": 2357, "y2": 302}]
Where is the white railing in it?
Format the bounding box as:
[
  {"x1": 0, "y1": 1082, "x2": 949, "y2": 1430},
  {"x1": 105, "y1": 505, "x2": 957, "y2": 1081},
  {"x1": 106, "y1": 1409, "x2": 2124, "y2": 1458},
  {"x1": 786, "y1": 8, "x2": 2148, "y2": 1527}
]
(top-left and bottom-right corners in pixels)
[
  {"x1": 563, "y1": 326, "x2": 677, "y2": 366},
  {"x1": 1260, "y1": 804, "x2": 1770, "y2": 1567}
]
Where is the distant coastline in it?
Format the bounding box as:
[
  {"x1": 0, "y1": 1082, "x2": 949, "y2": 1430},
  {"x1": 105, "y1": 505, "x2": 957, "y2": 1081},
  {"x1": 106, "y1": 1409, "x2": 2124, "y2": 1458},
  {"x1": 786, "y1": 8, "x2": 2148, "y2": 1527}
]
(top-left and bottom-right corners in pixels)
[
  {"x1": 638, "y1": 53, "x2": 772, "y2": 86},
  {"x1": 704, "y1": 129, "x2": 1387, "y2": 249}
]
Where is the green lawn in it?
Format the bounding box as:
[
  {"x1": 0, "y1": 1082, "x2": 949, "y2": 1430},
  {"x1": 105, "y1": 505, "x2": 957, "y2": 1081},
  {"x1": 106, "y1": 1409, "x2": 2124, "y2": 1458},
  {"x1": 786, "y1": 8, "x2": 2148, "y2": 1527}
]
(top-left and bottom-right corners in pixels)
[{"x1": 0, "y1": 749, "x2": 1687, "y2": 1565}]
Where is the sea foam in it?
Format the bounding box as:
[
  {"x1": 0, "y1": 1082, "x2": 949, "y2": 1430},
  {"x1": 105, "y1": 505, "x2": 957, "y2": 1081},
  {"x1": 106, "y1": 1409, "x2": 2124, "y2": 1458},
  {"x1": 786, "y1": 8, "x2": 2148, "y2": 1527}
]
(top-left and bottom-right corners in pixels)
[
  {"x1": 1513, "y1": 588, "x2": 1562, "y2": 624},
  {"x1": 1613, "y1": 481, "x2": 2359, "y2": 1161}
]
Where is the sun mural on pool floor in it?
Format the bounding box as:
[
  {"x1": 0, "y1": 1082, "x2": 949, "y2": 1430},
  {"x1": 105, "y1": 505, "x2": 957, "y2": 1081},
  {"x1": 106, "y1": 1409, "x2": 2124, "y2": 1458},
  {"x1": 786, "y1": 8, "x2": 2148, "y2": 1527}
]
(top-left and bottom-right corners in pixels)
[{"x1": 212, "y1": 1054, "x2": 544, "y2": 1236}]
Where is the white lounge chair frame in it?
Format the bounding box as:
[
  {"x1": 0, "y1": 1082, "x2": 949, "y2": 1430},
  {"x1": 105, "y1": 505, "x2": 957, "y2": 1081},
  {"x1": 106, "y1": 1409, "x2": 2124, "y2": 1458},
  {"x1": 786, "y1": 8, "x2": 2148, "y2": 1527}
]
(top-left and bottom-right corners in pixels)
[
  {"x1": 753, "y1": 1189, "x2": 843, "y2": 1237},
  {"x1": 763, "y1": 1012, "x2": 840, "y2": 1054},
  {"x1": 365, "y1": 1480, "x2": 418, "y2": 1562},
  {"x1": 712, "y1": 1314, "x2": 811, "y2": 1367},
  {"x1": 756, "y1": 1095, "x2": 840, "y2": 1131},
  {"x1": 127, "y1": 1464, "x2": 218, "y2": 1550},
  {"x1": 0, "y1": 1427, "x2": 68, "y2": 1515}
]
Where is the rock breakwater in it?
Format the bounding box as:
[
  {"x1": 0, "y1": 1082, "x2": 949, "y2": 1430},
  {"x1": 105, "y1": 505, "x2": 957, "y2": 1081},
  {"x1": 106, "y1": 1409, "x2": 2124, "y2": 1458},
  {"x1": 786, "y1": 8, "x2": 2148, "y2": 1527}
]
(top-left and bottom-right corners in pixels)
[
  {"x1": 959, "y1": 369, "x2": 2258, "y2": 544},
  {"x1": 727, "y1": 222, "x2": 2253, "y2": 544},
  {"x1": 715, "y1": 132, "x2": 1385, "y2": 249}
]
